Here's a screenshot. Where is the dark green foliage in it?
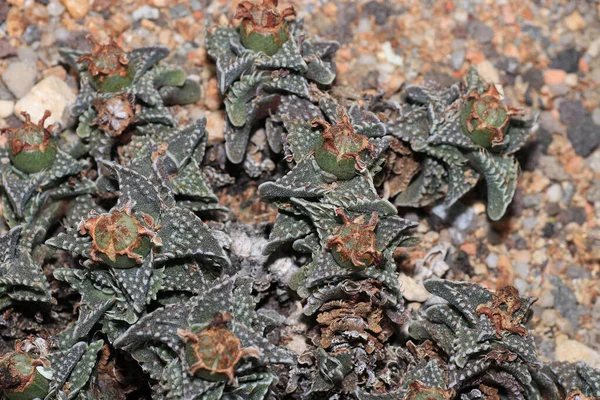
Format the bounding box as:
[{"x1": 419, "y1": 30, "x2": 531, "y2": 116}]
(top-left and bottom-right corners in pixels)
[
  {"x1": 206, "y1": 2, "x2": 339, "y2": 164},
  {"x1": 385, "y1": 67, "x2": 536, "y2": 220}
]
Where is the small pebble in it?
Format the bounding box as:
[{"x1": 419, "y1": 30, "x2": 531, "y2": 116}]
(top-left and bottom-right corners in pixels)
[
  {"x1": 47, "y1": 0, "x2": 65, "y2": 16},
  {"x1": 555, "y1": 338, "x2": 600, "y2": 368},
  {"x1": 484, "y1": 253, "x2": 499, "y2": 269},
  {"x1": 550, "y1": 47, "x2": 582, "y2": 73},
  {"x1": 0, "y1": 100, "x2": 14, "y2": 118},
  {"x1": 538, "y1": 287, "x2": 555, "y2": 308},
  {"x1": 14, "y1": 76, "x2": 76, "y2": 127},
  {"x1": 513, "y1": 278, "x2": 528, "y2": 294},
  {"x1": 513, "y1": 262, "x2": 531, "y2": 278},
  {"x1": 522, "y1": 216, "x2": 538, "y2": 231},
  {"x1": 1, "y1": 61, "x2": 37, "y2": 98},
  {"x1": 546, "y1": 183, "x2": 562, "y2": 203},
  {"x1": 477, "y1": 60, "x2": 500, "y2": 83},
  {"x1": 399, "y1": 273, "x2": 430, "y2": 302},
  {"x1": 18, "y1": 47, "x2": 38, "y2": 64},
  {"x1": 169, "y1": 5, "x2": 190, "y2": 19},
  {"x1": 564, "y1": 11, "x2": 586, "y2": 32},
  {"x1": 541, "y1": 309, "x2": 557, "y2": 326},
  {"x1": 539, "y1": 155, "x2": 570, "y2": 181},
  {"x1": 467, "y1": 21, "x2": 494, "y2": 44},
  {"x1": 60, "y1": 0, "x2": 90, "y2": 19},
  {"x1": 132, "y1": 5, "x2": 159, "y2": 21},
  {"x1": 544, "y1": 69, "x2": 566, "y2": 85}
]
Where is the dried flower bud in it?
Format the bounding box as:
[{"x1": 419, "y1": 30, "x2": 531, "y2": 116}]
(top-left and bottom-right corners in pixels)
[
  {"x1": 1, "y1": 111, "x2": 57, "y2": 174},
  {"x1": 459, "y1": 84, "x2": 523, "y2": 150},
  {"x1": 178, "y1": 313, "x2": 260, "y2": 384},
  {"x1": 313, "y1": 112, "x2": 374, "y2": 180},
  {"x1": 327, "y1": 209, "x2": 383, "y2": 270},
  {"x1": 405, "y1": 381, "x2": 455, "y2": 400},
  {"x1": 235, "y1": 0, "x2": 296, "y2": 56},
  {"x1": 79, "y1": 206, "x2": 158, "y2": 268},
  {"x1": 77, "y1": 36, "x2": 133, "y2": 93},
  {"x1": 91, "y1": 93, "x2": 140, "y2": 137},
  {"x1": 476, "y1": 285, "x2": 528, "y2": 338}
]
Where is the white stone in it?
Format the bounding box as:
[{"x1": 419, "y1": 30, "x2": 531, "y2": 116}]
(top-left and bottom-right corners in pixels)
[
  {"x1": 2, "y1": 61, "x2": 37, "y2": 98},
  {"x1": 555, "y1": 337, "x2": 600, "y2": 368},
  {"x1": 565, "y1": 73, "x2": 578, "y2": 87},
  {"x1": 14, "y1": 76, "x2": 77, "y2": 128},
  {"x1": 477, "y1": 60, "x2": 500, "y2": 84},
  {"x1": 204, "y1": 110, "x2": 225, "y2": 146},
  {"x1": 399, "y1": 273, "x2": 430, "y2": 302},
  {"x1": 0, "y1": 100, "x2": 15, "y2": 119},
  {"x1": 587, "y1": 38, "x2": 600, "y2": 58},
  {"x1": 546, "y1": 183, "x2": 562, "y2": 203}
]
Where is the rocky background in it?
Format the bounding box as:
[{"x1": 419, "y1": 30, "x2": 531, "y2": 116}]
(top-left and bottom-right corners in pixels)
[{"x1": 0, "y1": 0, "x2": 599, "y2": 369}]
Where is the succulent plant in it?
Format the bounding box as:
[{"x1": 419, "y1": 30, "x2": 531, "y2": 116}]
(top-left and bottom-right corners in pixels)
[
  {"x1": 0, "y1": 111, "x2": 86, "y2": 223},
  {"x1": 113, "y1": 275, "x2": 295, "y2": 399},
  {"x1": 0, "y1": 340, "x2": 51, "y2": 400},
  {"x1": 0, "y1": 224, "x2": 52, "y2": 304},
  {"x1": 206, "y1": 0, "x2": 339, "y2": 163},
  {"x1": 61, "y1": 36, "x2": 201, "y2": 166},
  {"x1": 46, "y1": 162, "x2": 229, "y2": 339},
  {"x1": 259, "y1": 98, "x2": 391, "y2": 199},
  {"x1": 258, "y1": 97, "x2": 422, "y2": 397},
  {"x1": 404, "y1": 279, "x2": 599, "y2": 399},
  {"x1": 385, "y1": 67, "x2": 536, "y2": 220},
  {"x1": 0, "y1": 337, "x2": 105, "y2": 400},
  {"x1": 62, "y1": 36, "x2": 200, "y2": 116},
  {"x1": 124, "y1": 118, "x2": 225, "y2": 213}
]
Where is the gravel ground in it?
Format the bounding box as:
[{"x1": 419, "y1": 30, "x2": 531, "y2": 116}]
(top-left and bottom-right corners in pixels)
[{"x1": 0, "y1": 0, "x2": 599, "y2": 369}]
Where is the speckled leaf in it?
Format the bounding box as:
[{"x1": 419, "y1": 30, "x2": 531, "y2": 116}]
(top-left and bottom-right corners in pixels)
[
  {"x1": 217, "y1": 52, "x2": 256, "y2": 94},
  {"x1": 46, "y1": 229, "x2": 92, "y2": 258},
  {"x1": 264, "y1": 212, "x2": 313, "y2": 254},
  {"x1": 129, "y1": 46, "x2": 170, "y2": 82},
  {"x1": 259, "y1": 159, "x2": 333, "y2": 198},
  {"x1": 103, "y1": 161, "x2": 163, "y2": 221},
  {"x1": 155, "y1": 206, "x2": 229, "y2": 267},
  {"x1": 64, "y1": 339, "x2": 103, "y2": 399},
  {"x1": 110, "y1": 252, "x2": 154, "y2": 313},
  {"x1": 467, "y1": 151, "x2": 519, "y2": 221}
]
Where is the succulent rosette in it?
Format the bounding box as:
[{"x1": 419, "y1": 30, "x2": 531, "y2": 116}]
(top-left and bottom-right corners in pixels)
[
  {"x1": 404, "y1": 279, "x2": 598, "y2": 399},
  {"x1": 61, "y1": 36, "x2": 201, "y2": 163},
  {"x1": 113, "y1": 276, "x2": 295, "y2": 399},
  {"x1": 0, "y1": 337, "x2": 106, "y2": 400},
  {"x1": 259, "y1": 98, "x2": 391, "y2": 200},
  {"x1": 0, "y1": 111, "x2": 86, "y2": 222},
  {"x1": 258, "y1": 96, "x2": 420, "y2": 395},
  {"x1": 386, "y1": 67, "x2": 536, "y2": 220},
  {"x1": 206, "y1": 0, "x2": 339, "y2": 164},
  {"x1": 46, "y1": 162, "x2": 229, "y2": 339},
  {"x1": 124, "y1": 118, "x2": 225, "y2": 213}
]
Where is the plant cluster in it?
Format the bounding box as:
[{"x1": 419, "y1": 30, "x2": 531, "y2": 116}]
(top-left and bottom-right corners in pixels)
[
  {"x1": 380, "y1": 67, "x2": 536, "y2": 220},
  {"x1": 0, "y1": 3, "x2": 598, "y2": 400},
  {"x1": 259, "y1": 97, "x2": 421, "y2": 396},
  {"x1": 206, "y1": 0, "x2": 339, "y2": 165}
]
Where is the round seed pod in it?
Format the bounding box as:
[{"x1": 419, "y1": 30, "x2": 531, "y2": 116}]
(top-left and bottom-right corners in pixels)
[
  {"x1": 77, "y1": 36, "x2": 134, "y2": 93},
  {"x1": 178, "y1": 313, "x2": 260, "y2": 384},
  {"x1": 2, "y1": 111, "x2": 57, "y2": 174},
  {"x1": 327, "y1": 210, "x2": 383, "y2": 270},
  {"x1": 313, "y1": 113, "x2": 372, "y2": 180},
  {"x1": 459, "y1": 84, "x2": 522, "y2": 150},
  {"x1": 80, "y1": 207, "x2": 156, "y2": 269},
  {"x1": 0, "y1": 349, "x2": 50, "y2": 400},
  {"x1": 236, "y1": 0, "x2": 296, "y2": 56}
]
